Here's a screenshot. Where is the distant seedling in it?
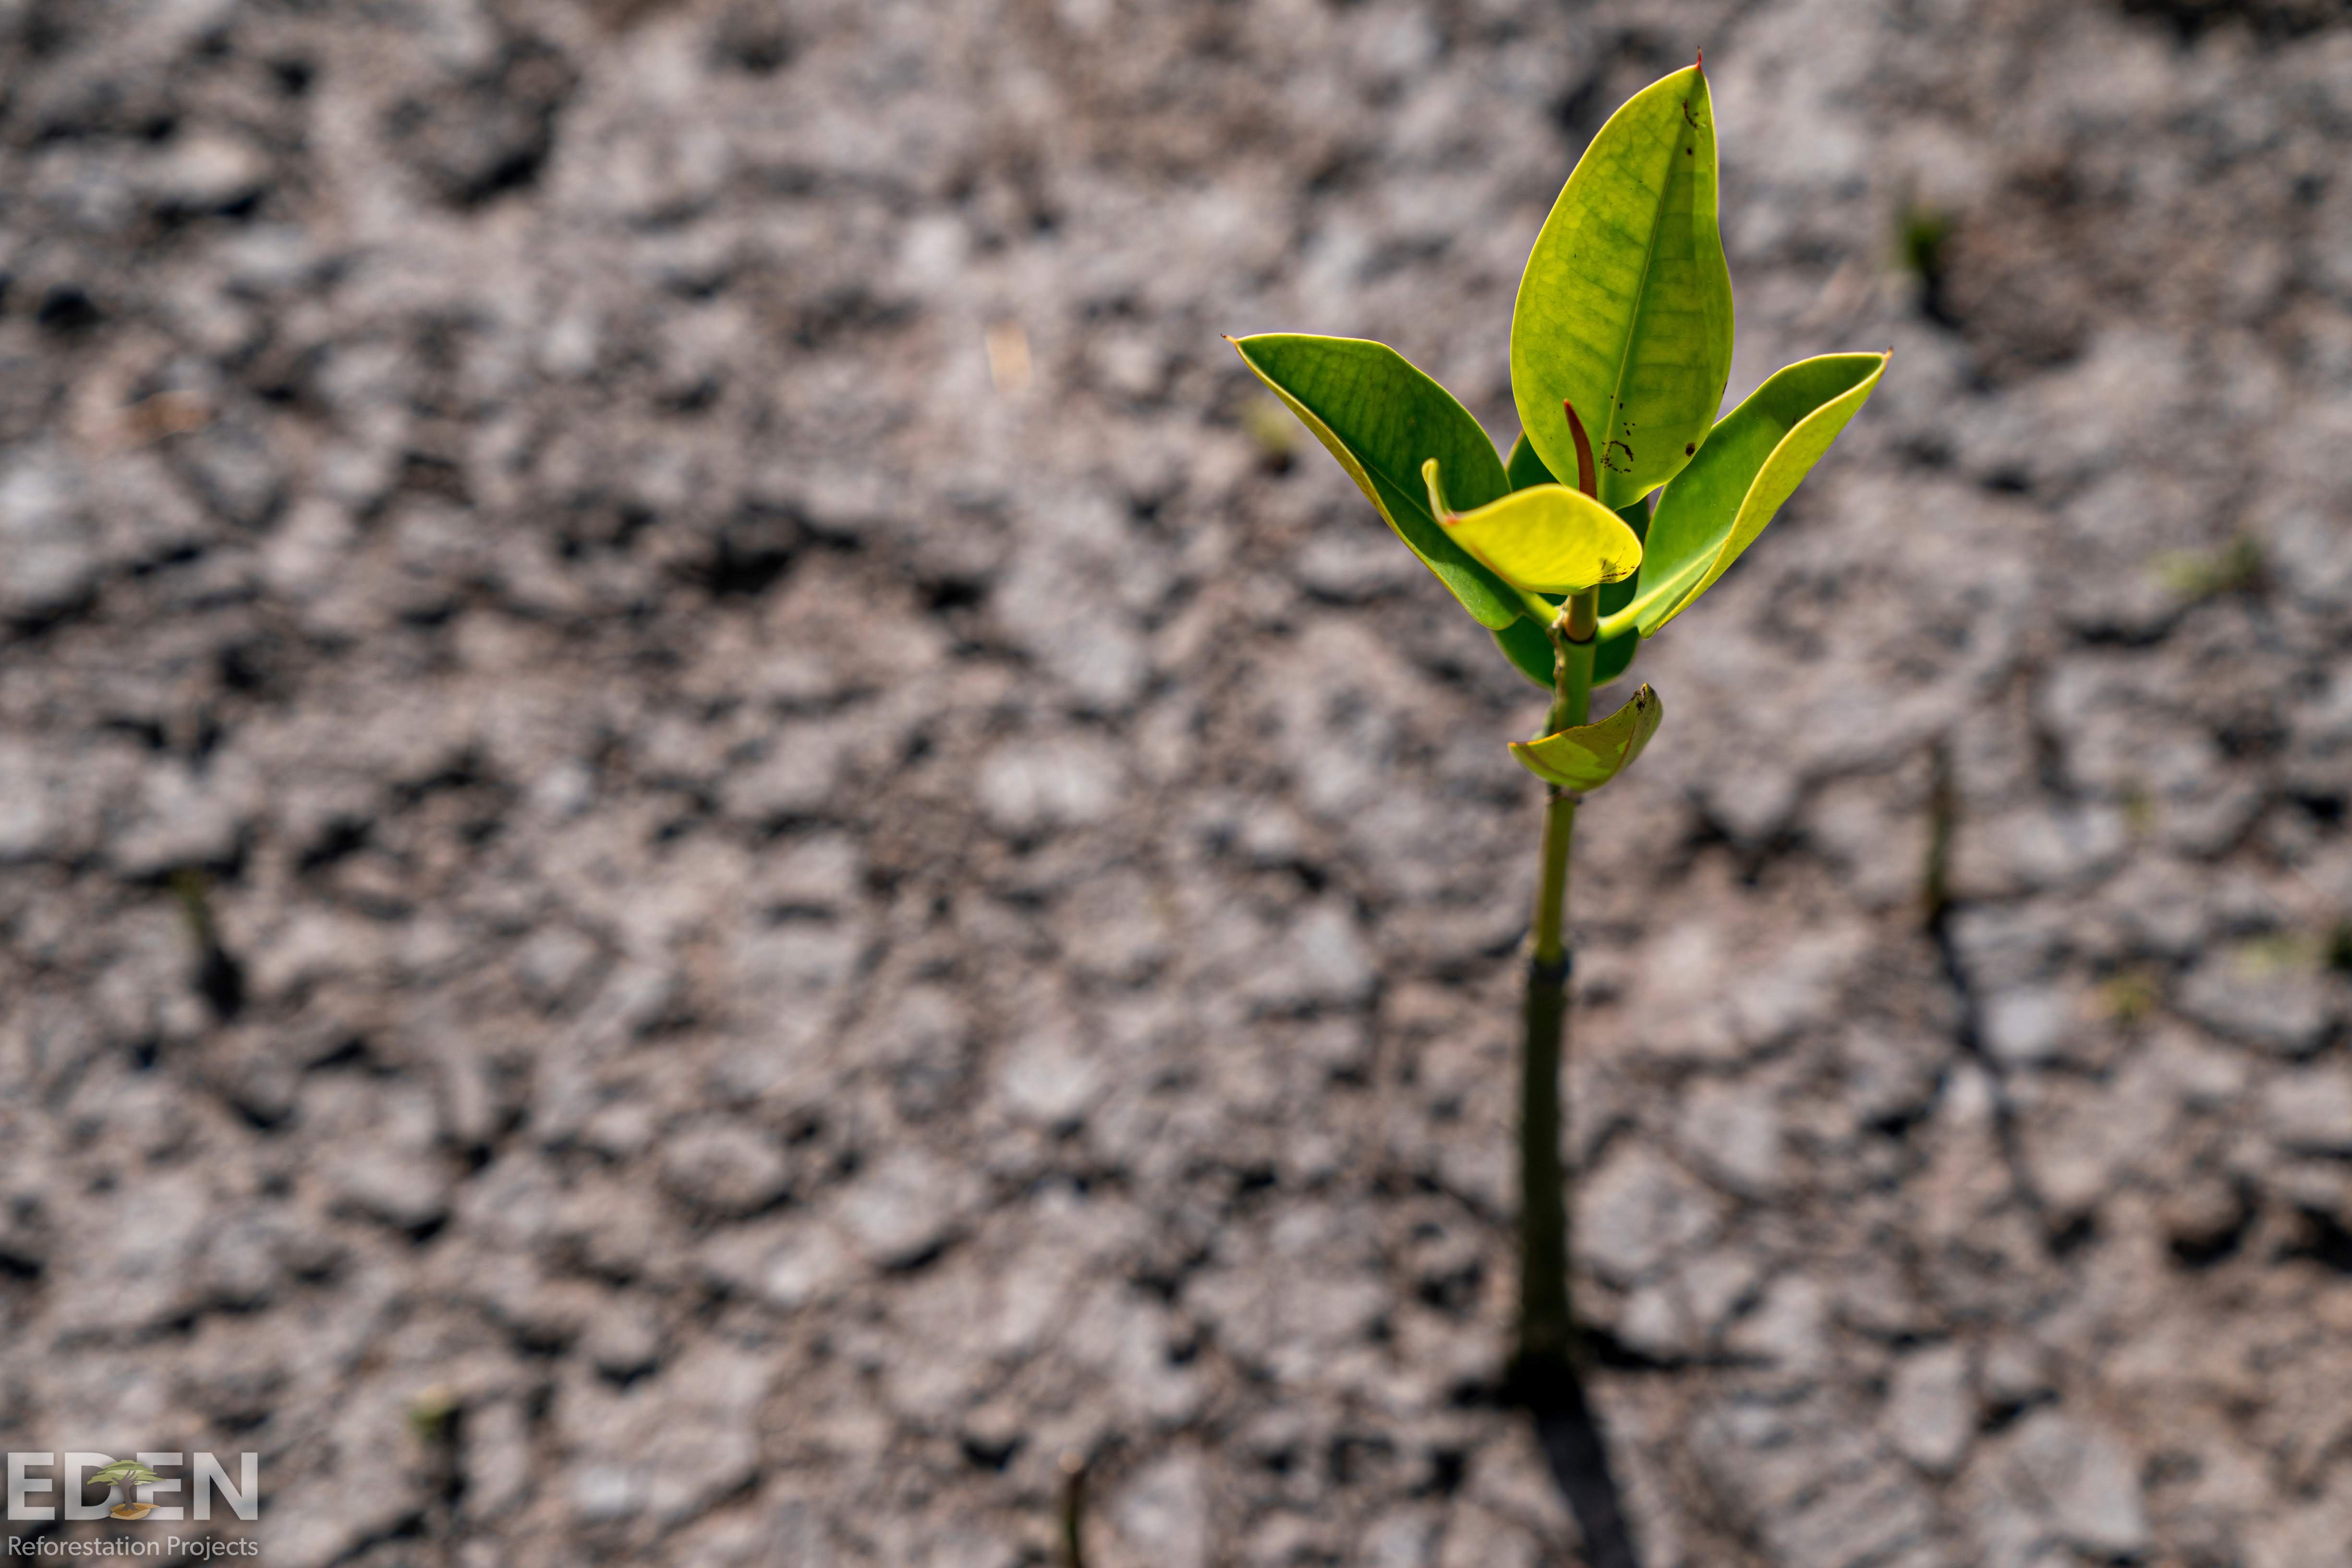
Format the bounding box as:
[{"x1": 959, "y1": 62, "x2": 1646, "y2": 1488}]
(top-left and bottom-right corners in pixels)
[{"x1": 2157, "y1": 533, "x2": 2265, "y2": 602}]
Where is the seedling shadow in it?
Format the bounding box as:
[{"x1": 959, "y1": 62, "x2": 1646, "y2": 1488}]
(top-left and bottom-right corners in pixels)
[{"x1": 1516, "y1": 1354, "x2": 1642, "y2": 1568}]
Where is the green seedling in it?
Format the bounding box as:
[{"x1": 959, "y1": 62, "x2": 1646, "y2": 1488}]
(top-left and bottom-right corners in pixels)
[
  {"x1": 1230, "y1": 58, "x2": 1885, "y2": 1401},
  {"x1": 2156, "y1": 533, "x2": 2265, "y2": 601},
  {"x1": 1899, "y1": 204, "x2": 1953, "y2": 281},
  {"x1": 2096, "y1": 966, "x2": 2163, "y2": 1026},
  {"x1": 406, "y1": 1384, "x2": 461, "y2": 1446}
]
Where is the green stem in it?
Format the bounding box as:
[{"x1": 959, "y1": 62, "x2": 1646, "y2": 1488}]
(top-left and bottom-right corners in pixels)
[
  {"x1": 1516, "y1": 591, "x2": 1595, "y2": 1393},
  {"x1": 1059, "y1": 1451, "x2": 1087, "y2": 1568}
]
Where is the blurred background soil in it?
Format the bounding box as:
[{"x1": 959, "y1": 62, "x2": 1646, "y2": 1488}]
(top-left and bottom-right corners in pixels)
[{"x1": 4, "y1": 0, "x2": 2352, "y2": 1564}]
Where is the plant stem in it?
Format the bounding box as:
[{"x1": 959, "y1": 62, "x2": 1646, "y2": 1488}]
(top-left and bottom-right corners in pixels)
[
  {"x1": 1515, "y1": 592, "x2": 1595, "y2": 1394},
  {"x1": 1059, "y1": 1450, "x2": 1087, "y2": 1568}
]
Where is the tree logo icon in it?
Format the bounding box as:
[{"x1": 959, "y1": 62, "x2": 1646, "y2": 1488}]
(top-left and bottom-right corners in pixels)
[{"x1": 86, "y1": 1460, "x2": 163, "y2": 1521}]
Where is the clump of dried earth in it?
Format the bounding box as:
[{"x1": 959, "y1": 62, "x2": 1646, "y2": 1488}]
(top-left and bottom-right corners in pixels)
[{"x1": 3, "y1": 0, "x2": 2352, "y2": 1564}]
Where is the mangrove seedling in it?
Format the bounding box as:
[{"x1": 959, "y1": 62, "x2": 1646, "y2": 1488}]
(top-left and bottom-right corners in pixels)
[{"x1": 1229, "y1": 57, "x2": 1885, "y2": 1402}]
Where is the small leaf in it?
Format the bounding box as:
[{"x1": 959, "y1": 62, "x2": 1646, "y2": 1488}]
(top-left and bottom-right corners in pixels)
[
  {"x1": 1230, "y1": 333, "x2": 1524, "y2": 630},
  {"x1": 1492, "y1": 615, "x2": 1556, "y2": 689},
  {"x1": 1425, "y1": 460, "x2": 1643, "y2": 596},
  {"x1": 1611, "y1": 352, "x2": 1888, "y2": 636},
  {"x1": 1496, "y1": 470, "x2": 1646, "y2": 691},
  {"x1": 1591, "y1": 624, "x2": 1639, "y2": 687},
  {"x1": 1489, "y1": 466, "x2": 1642, "y2": 688},
  {"x1": 1509, "y1": 684, "x2": 1664, "y2": 792},
  {"x1": 1511, "y1": 64, "x2": 1734, "y2": 510}
]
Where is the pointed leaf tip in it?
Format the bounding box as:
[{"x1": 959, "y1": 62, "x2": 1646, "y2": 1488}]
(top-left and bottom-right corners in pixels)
[{"x1": 1511, "y1": 64, "x2": 1734, "y2": 509}]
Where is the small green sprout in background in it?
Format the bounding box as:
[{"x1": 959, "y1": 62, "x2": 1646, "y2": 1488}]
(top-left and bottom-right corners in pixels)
[
  {"x1": 170, "y1": 866, "x2": 245, "y2": 1022},
  {"x1": 1230, "y1": 54, "x2": 1885, "y2": 1425},
  {"x1": 1057, "y1": 1447, "x2": 1088, "y2": 1568},
  {"x1": 1240, "y1": 394, "x2": 1298, "y2": 472},
  {"x1": 2156, "y1": 533, "x2": 2266, "y2": 602},
  {"x1": 407, "y1": 1384, "x2": 461, "y2": 1446},
  {"x1": 2327, "y1": 920, "x2": 2352, "y2": 977},
  {"x1": 1895, "y1": 200, "x2": 1955, "y2": 327},
  {"x1": 2229, "y1": 930, "x2": 2334, "y2": 979},
  {"x1": 2097, "y1": 966, "x2": 2164, "y2": 1026},
  {"x1": 1898, "y1": 204, "x2": 1953, "y2": 280}
]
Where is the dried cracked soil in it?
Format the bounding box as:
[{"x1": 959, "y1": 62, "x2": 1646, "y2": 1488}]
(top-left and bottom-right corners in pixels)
[{"x1": 5, "y1": 0, "x2": 2352, "y2": 1565}]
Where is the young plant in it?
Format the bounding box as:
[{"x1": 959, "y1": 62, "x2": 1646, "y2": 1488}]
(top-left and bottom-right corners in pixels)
[{"x1": 1230, "y1": 59, "x2": 1884, "y2": 1399}]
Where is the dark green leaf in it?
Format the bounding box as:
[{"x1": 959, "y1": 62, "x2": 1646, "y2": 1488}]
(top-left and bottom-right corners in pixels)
[
  {"x1": 1231, "y1": 333, "x2": 1524, "y2": 629},
  {"x1": 1492, "y1": 615, "x2": 1555, "y2": 688},
  {"x1": 1505, "y1": 432, "x2": 1558, "y2": 493},
  {"x1": 1591, "y1": 625, "x2": 1639, "y2": 688}
]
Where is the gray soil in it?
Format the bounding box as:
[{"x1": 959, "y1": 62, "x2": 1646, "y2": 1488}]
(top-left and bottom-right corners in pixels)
[{"x1": 4, "y1": 0, "x2": 2352, "y2": 1564}]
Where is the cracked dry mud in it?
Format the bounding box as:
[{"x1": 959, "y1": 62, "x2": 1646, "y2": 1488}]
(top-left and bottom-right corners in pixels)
[{"x1": 4, "y1": 1, "x2": 2352, "y2": 1565}]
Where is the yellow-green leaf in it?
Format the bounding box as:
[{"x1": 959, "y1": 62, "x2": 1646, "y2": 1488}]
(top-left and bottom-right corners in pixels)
[
  {"x1": 1230, "y1": 333, "x2": 1524, "y2": 629},
  {"x1": 1609, "y1": 352, "x2": 1888, "y2": 637},
  {"x1": 1425, "y1": 459, "x2": 1643, "y2": 597},
  {"x1": 1508, "y1": 684, "x2": 1664, "y2": 792},
  {"x1": 1511, "y1": 65, "x2": 1734, "y2": 511}
]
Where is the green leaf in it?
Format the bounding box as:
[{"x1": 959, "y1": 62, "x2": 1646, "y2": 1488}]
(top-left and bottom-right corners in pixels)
[
  {"x1": 1230, "y1": 333, "x2": 1525, "y2": 630},
  {"x1": 1424, "y1": 460, "x2": 1642, "y2": 596},
  {"x1": 1492, "y1": 615, "x2": 1555, "y2": 689},
  {"x1": 1608, "y1": 352, "x2": 1888, "y2": 637},
  {"x1": 1509, "y1": 684, "x2": 1664, "y2": 792},
  {"x1": 1510, "y1": 64, "x2": 1734, "y2": 511},
  {"x1": 1504, "y1": 431, "x2": 1558, "y2": 493},
  {"x1": 1590, "y1": 497, "x2": 1649, "y2": 687},
  {"x1": 1591, "y1": 624, "x2": 1638, "y2": 687},
  {"x1": 1493, "y1": 612, "x2": 1636, "y2": 691}
]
